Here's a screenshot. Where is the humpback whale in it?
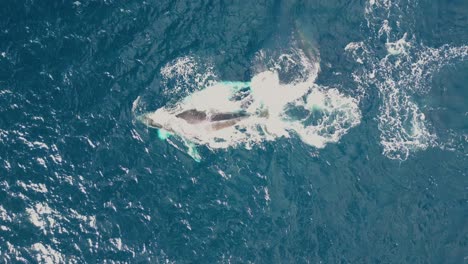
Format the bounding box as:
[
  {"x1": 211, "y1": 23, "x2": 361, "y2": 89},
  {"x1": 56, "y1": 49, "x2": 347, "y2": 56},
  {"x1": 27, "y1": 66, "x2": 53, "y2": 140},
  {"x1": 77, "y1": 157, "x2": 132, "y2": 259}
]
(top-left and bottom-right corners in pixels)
[{"x1": 137, "y1": 107, "x2": 252, "y2": 162}]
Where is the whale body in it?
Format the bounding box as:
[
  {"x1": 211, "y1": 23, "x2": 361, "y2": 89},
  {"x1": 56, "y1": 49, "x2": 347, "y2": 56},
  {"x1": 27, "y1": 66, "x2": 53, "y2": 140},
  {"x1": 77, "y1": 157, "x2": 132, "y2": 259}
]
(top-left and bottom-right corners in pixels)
[
  {"x1": 175, "y1": 109, "x2": 249, "y2": 125},
  {"x1": 140, "y1": 109, "x2": 250, "y2": 132}
]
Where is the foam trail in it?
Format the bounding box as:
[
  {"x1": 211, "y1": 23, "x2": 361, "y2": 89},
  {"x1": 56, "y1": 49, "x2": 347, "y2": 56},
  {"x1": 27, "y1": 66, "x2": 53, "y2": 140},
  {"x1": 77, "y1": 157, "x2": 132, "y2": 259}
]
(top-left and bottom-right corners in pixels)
[{"x1": 346, "y1": 0, "x2": 468, "y2": 160}]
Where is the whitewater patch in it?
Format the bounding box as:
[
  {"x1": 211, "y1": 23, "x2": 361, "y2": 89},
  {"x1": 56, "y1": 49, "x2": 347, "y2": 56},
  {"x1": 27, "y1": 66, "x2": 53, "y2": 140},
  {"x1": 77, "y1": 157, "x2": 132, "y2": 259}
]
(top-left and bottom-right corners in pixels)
[
  {"x1": 136, "y1": 50, "x2": 361, "y2": 161},
  {"x1": 346, "y1": 0, "x2": 468, "y2": 160}
]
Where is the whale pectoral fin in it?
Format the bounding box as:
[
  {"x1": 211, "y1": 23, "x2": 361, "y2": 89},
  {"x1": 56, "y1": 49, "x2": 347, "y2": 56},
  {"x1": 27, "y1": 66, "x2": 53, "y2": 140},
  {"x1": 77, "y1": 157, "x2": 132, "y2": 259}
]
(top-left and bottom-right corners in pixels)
[{"x1": 181, "y1": 138, "x2": 201, "y2": 162}]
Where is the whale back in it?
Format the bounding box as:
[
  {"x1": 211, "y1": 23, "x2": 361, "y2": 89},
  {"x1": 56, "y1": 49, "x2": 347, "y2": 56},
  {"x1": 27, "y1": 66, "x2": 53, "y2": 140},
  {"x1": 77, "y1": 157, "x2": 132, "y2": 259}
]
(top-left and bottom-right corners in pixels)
[
  {"x1": 210, "y1": 111, "x2": 249, "y2": 121},
  {"x1": 176, "y1": 109, "x2": 250, "y2": 129},
  {"x1": 175, "y1": 109, "x2": 207, "y2": 124}
]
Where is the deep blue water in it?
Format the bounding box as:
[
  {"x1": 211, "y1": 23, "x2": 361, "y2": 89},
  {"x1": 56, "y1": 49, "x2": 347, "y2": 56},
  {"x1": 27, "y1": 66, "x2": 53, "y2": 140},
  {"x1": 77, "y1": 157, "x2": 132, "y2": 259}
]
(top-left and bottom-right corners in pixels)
[{"x1": 1, "y1": 0, "x2": 467, "y2": 263}]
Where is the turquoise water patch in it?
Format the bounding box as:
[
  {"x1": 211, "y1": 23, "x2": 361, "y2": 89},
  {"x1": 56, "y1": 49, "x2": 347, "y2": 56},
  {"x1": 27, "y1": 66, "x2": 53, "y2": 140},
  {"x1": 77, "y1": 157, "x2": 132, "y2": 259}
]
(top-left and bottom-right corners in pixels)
[{"x1": 157, "y1": 129, "x2": 173, "y2": 140}]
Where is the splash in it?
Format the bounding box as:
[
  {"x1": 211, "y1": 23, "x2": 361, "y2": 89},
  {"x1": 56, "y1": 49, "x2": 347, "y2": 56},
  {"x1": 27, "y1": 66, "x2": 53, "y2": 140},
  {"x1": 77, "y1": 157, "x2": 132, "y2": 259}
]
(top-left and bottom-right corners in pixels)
[{"x1": 137, "y1": 48, "x2": 361, "y2": 161}]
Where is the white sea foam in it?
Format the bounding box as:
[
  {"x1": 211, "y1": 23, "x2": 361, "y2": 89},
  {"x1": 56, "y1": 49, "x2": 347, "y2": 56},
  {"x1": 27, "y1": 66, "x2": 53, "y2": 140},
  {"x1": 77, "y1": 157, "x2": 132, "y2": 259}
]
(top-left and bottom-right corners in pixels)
[
  {"x1": 346, "y1": 0, "x2": 468, "y2": 160},
  {"x1": 0, "y1": 205, "x2": 12, "y2": 222},
  {"x1": 140, "y1": 47, "x2": 361, "y2": 160},
  {"x1": 27, "y1": 203, "x2": 54, "y2": 229},
  {"x1": 385, "y1": 33, "x2": 411, "y2": 56},
  {"x1": 26, "y1": 202, "x2": 61, "y2": 239},
  {"x1": 31, "y1": 243, "x2": 64, "y2": 264},
  {"x1": 160, "y1": 56, "x2": 217, "y2": 100},
  {"x1": 109, "y1": 238, "x2": 123, "y2": 251},
  {"x1": 17, "y1": 181, "x2": 48, "y2": 193},
  {"x1": 36, "y1": 157, "x2": 47, "y2": 168}
]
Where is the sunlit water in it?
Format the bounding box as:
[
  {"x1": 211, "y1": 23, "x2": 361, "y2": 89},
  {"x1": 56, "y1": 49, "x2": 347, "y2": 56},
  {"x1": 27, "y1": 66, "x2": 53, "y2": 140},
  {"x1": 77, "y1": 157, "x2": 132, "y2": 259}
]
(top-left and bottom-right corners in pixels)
[{"x1": 1, "y1": 0, "x2": 467, "y2": 262}]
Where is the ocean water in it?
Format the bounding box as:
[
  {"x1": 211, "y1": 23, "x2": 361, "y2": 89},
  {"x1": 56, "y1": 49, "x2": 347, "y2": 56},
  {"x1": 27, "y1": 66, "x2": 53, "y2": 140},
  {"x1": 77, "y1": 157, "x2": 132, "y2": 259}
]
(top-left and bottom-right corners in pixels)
[{"x1": 1, "y1": 0, "x2": 467, "y2": 263}]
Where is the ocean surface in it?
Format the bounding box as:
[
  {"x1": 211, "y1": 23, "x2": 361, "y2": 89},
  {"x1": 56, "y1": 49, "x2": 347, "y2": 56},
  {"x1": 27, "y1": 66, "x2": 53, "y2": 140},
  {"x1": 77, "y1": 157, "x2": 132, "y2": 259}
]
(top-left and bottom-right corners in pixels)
[{"x1": 1, "y1": 0, "x2": 467, "y2": 263}]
